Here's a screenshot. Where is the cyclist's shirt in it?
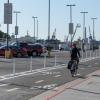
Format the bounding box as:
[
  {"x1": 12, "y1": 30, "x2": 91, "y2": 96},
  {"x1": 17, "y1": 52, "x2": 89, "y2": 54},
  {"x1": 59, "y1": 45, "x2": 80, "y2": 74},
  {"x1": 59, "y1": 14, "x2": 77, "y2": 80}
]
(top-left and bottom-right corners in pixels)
[{"x1": 71, "y1": 47, "x2": 80, "y2": 59}]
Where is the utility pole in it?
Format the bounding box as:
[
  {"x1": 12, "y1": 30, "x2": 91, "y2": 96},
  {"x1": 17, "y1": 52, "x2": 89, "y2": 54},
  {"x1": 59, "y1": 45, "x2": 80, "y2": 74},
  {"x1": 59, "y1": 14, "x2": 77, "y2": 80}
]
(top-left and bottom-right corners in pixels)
[
  {"x1": 80, "y1": 11, "x2": 88, "y2": 51},
  {"x1": 13, "y1": 11, "x2": 21, "y2": 44},
  {"x1": 4, "y1": 0, "x2": 12, "y2": 58},
  {"x1": 91, "y1": 17, "x2": 97, "y2": 51},
  {"x1": 48, "y1": 0, "x2": 50, "y2": 40},
  {"x1": 32, "y1": 16, "x2": 37, "y2": 42},
  {"x1": 7, "y1": 0, "x2": 9, "y2": 50},
  {"x1": 4, "y1": 0, "x2": 12, "y2": 50},
  {"x1": 37, "y1": 19, "x2": 38, "y2": 40},
  {"x1": 66, "y1": 4, "x2": 76, "y2": 47}
]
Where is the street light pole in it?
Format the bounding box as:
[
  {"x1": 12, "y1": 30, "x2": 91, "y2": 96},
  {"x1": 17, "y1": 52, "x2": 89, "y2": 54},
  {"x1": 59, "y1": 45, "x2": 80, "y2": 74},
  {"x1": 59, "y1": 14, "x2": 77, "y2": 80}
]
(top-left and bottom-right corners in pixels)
[
  {"x1": 37, "y1": 19, "x2": 38, "y2": 40},
  {"x1": 67, "y1": 4, "x2": 75, "y2": 23},
  {"x1": 80, "y1": 12, "x2": 88, "y2": 41},
  {"x1": 14, "y1": 11, "x2": 21, "y2": 26},
  {"x1": 48, "y1": 0, "x2": 50, "y2": 40},
  {"x1": 91, "y1": 17, "x2": 97, "y2": 51},
  {"x1": 13, "y1": 11, "x2": 21, "y2": 43},
  {"x1": 32, "y1": 16, "x2": 37, "y2": 42},
  {"x1": 66, "y1": 4, "x2": 76, "y2": 47},
  {"x1": 7, "y1": 0, "x2": 9, "y2": 50},
  {"x1": 80, "y1": 11, "x2": 88, "y2": 51}
]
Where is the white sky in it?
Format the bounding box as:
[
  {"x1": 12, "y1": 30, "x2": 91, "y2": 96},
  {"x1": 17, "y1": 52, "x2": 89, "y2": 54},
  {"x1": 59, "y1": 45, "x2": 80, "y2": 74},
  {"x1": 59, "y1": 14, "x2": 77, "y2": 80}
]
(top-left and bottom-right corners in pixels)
[{"x1": 0, "y1": 0, "x2": 100, "y2": 41}]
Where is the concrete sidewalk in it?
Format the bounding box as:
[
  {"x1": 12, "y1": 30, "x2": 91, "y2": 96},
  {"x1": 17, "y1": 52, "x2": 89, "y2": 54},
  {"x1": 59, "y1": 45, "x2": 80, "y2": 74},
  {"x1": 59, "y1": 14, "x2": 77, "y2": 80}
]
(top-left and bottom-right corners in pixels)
[{"x1": 29, "y1": 70, "x2": 100, "y2": 100}]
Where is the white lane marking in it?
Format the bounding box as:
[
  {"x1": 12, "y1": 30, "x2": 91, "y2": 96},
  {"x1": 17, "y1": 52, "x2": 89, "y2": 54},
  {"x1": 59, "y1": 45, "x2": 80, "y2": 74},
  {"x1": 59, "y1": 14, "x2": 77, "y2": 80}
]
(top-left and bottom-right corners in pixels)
[
  {"x1": 0, "y1": 57, "x2": 99, "y2": 81},
  {"x1": 0, "y1": 84, "x2": 8, "y2": 87},
  {"x1": 35, "y1": 80, "x2": 44, "y2": 84},
  {"x1": 54, "y1": 75, "x2": 61, "y2": 78},
  {"x1": 87, "y1": 65, "x2": 91, "y2": 67},
  {"x1": 0, "y1": 76, "x2": 5, "y2": 78},
  {"x1": 7, "y1": 88, "x2": 19, "y2": 92},
  {"x1": 79, "y1": 68, "x2": 85, "y2": 69}
]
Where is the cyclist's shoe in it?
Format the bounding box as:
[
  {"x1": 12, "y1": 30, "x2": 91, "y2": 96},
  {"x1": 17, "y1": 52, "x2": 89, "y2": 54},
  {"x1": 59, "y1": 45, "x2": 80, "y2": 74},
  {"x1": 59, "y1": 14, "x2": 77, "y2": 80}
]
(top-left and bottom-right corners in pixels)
[{"x1": 72, "y1": 74, "x2": 76, "y2": 77}]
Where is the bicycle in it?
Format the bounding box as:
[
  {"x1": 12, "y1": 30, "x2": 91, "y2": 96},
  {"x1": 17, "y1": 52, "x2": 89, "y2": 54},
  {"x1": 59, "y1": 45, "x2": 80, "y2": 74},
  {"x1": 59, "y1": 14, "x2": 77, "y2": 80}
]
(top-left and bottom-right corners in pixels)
[{"x1": 70, "y1": 59, "x2": 78, "y2": 77}]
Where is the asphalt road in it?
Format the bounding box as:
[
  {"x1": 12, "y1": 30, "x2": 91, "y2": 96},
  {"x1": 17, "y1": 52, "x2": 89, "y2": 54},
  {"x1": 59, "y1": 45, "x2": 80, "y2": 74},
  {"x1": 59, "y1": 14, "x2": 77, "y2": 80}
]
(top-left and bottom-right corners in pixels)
[
  {"x1": 0, "y1": 50, "x2": 99, "y2": 100},
  {"x1": 0, "y1": 51, "x2": 70, "y2": 75}
]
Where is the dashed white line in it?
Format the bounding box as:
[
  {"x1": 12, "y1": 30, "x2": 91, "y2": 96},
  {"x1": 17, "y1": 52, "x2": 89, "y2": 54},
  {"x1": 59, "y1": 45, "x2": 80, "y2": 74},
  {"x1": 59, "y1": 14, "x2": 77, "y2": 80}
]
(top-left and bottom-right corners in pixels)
[
  {"x1": 79, "y1": 68, "x2": 85, "y2": 69},
  {"x1": 6, "y1": 88, "x2": 19, "y2": 92},
  {"x1": 54, "y1": 75, "x2": 61, "y2": 78},
  {"x1": 35, "y1": 80, "x2": 44, "y2": 84},
  {"x1": 0, "y1": 84, "x2": 8, "y2": 87}
]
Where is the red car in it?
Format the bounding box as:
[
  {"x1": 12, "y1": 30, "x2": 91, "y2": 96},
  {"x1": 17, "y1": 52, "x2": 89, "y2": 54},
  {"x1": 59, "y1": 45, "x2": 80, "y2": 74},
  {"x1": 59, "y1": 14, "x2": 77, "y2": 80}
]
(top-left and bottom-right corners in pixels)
[
  {"x1": 11, "y1": 42, "x2": 46, "y2": 57},
  {"x1": 26, "y1": 43, "x2": 46, "y2": 56},
  {"x1": 0, "y1": 45, "x2": 27, "y2": 57}
]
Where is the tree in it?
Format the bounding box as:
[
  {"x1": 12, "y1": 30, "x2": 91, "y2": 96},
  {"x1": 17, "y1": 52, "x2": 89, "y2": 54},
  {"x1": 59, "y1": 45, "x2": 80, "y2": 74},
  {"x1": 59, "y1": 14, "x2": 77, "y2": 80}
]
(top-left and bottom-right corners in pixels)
[{"x1": 0, "y1": 30, "x2": 11, "y2": 40}]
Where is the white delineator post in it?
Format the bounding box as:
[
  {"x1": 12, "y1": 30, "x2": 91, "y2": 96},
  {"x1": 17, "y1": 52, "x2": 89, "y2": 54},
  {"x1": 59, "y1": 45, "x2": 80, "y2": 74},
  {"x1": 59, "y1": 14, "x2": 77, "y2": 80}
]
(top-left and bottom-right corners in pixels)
[
  {"x1": 44, "y1": 54, "x2": 47, "y2": 68},
  {"x1": 30, "y1": 56, "x2": 33, "y2": 72},
  {"x1": 54, "y1": 55, "x2": 57, "y2": 66},
  {"x1": 13, "y1": 58, "x2": 15, "y2": 75}
]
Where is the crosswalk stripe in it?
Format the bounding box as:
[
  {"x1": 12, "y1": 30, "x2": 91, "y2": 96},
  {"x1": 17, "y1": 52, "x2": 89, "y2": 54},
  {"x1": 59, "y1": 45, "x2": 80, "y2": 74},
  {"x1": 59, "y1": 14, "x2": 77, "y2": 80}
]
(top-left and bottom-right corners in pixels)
[
  {"x1": 35, "y1": 80, "x2": 44, "y2": 84},
  {"x1": 7, "y1": 88, "x2": 19, "y2": 92},
  {"x1": 54, "y1": 75, "x2": 61, "y2": 78},
  {"x1": 0, "y1": 84, "x2": 8, "y2": 87}
]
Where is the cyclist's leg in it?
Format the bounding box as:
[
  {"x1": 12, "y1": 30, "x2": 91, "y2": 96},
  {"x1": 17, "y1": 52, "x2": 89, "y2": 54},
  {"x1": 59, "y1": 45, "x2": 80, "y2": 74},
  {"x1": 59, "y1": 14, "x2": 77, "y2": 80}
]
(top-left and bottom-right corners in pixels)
[
  {"x1": 74, "y1": 60, "x2": 77, "y2": 75},
  {"x1": 69, "y1": 60, "x2": 75, "y2": 77},
  {"x1": 71, "y1": 61, "x2": 77, "y2": 77},
  {"x1": 75, "y1": 57, "x2": 80, "y2": 75}
]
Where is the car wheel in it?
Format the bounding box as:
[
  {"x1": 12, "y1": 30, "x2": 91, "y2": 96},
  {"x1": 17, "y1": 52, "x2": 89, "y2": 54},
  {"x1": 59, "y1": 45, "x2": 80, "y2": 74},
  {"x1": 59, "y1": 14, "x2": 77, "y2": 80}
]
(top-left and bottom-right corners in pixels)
[
  {"x1": 27, "y1": 52, "x2": 31, "y2": 56},
  {"x1": 17, "y1": 52, "x2": 22, "y2": 57}
]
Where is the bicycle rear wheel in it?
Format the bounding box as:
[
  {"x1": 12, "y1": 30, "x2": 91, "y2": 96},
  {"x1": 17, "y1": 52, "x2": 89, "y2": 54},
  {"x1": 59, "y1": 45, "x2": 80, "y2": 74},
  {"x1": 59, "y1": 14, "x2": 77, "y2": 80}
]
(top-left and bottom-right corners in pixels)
[
  {"x1": 70, "y1": 70, "x2": 75, "y2": 77},
  {"x1": 70, "y1": 61, "x2": 77, "y2": 77}
]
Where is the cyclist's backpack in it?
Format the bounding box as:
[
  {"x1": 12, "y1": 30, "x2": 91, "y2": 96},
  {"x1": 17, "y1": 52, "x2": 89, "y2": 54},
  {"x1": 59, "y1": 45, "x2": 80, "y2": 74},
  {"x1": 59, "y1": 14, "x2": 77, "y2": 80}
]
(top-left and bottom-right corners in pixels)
[{"x1": 67, "y1": 60, "x2": 73, "y2": 69}]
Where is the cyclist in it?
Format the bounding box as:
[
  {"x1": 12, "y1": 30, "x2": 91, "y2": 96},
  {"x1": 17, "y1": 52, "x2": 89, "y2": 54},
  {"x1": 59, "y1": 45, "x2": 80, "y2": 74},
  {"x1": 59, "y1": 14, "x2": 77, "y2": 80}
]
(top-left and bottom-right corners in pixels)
[{"x1": 70, "y1": 43, "x2": 81, "y2": 76}]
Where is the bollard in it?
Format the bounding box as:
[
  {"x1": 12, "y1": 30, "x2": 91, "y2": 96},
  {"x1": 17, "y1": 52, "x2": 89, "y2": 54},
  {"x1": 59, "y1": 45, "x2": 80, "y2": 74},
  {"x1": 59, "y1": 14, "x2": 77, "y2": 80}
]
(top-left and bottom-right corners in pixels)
[
  {"x1": 81, "y1": 50, "x2": 83, "y2": 59},
  {"x1": 89, "y1": 50, "x2": 91, "y2": 58},
  {"x1": 93, "y1": 51, "x2": 94, "y2": 57},
  {"x1": 13, "y1": 58, "x2": 15, "y2": 75},
  {"x1": 96, "y1": 50, "x2": 98, "y2": 57},
  {"x1": 44, "y1": 54, "x2": 46, "y2": 68},
  {"x1": 86, "y1": 51, "x2": 88, "y2": 58},
  {"x1": 54, "y1": 55, "x2": 57, "y2": 66},
  {"x1": 30, "y1": 56, "x2": 33, "y2": 72},
  {"x1": 92, "y1": 51, "x2": 94, "y2": 57},
  {"x1": 99, "y1": 48, "x2": 100, "y2": 57},
  {"x1": 90, "y1": 50, "x2": 92, "y2": 58},
  {"x1": 95, "y1": 51, "x2": 96, "y2": 57}
]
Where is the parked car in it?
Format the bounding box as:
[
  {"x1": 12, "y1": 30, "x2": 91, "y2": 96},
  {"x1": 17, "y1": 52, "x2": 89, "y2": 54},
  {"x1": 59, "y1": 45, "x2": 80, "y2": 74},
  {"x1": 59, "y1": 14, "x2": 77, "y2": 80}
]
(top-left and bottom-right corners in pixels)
[
  {"x1": 11, "y1": 42, "x2": 46, "y2": 56},
  {"x1": 27, "y1": 43, "x2": 46, "y2": 56},
  {"x1": 0, "y1": 45, "x2": 27, "y2": 57}
]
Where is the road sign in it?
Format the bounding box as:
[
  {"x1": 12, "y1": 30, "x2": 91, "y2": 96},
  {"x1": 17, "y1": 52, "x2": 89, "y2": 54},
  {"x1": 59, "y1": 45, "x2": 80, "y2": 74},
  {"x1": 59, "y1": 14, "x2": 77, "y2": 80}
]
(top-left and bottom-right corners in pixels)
[
  {"x1": 69, "y1": 23, "x2": 74, "y2": 34},
  {"x1": 15, "y1": 26, "x2": 18, "y2": 35},
  {"x1": 4, "y1": 3, "x2": 12, "y2": 24}
]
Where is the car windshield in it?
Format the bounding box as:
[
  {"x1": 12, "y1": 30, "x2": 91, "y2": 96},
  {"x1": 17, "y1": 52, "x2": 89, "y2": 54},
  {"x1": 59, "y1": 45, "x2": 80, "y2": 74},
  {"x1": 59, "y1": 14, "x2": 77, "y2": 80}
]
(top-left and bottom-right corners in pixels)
[
  {"x1": 0, "y1": 45, "x2": 6, "y2": 49},
  {"x1": 10, "y1": 42, "x2": 17, "y2": 46}
]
